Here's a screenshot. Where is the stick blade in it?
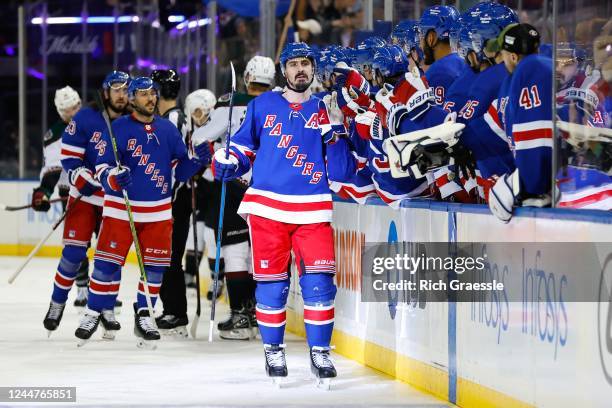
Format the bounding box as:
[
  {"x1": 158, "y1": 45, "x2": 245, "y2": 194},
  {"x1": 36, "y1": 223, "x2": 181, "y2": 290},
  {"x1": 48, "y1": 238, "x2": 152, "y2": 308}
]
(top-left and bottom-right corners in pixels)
[
  {"x1": 230, "y1": 61, "x2": 236, "y2": 92},
  {"x1": 190, "y1": 312, "x2": 200, "y2": 339}
]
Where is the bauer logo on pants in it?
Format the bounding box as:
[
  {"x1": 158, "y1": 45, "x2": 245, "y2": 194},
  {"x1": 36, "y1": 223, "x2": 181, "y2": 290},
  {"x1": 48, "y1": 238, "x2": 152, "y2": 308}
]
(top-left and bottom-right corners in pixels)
[{"x1": 260, "y1": 260, "x2": 269, "y2": 269}]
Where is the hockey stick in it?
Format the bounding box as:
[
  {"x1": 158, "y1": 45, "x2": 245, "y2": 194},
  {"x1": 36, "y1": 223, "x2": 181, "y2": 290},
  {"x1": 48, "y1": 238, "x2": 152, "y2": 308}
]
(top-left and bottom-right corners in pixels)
[
  {"x1": 275, "y1": 0, "x2": 297, "y2": 64},
  {"x1": 1, "y1": 197, "x2": 66, "y2": 212},
  {"x1": 209, "y1": 61, "x2": 236, "y2": 343},
  {"x1": 94, "y1": 91, "x2": 157, "y2": 327},
  {"x1": 8, "y1": 195, "x2": 82, "y2": 284},
  {"x1": 188, "y1": 127, "x2": 202, "y2": 339}
]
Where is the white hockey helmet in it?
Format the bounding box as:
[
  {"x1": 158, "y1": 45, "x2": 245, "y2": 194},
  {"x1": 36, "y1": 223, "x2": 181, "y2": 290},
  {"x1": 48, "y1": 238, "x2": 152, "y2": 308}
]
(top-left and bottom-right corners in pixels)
[
  {"x1": 244, "y1": 55, "x2": 276, "y2": 87},
  {"x1": 185, "y1": 89, "x2": 216, "y2": 127},
  {"x1": 54, "y1": 86, "x2": 81, "y2": 115}
]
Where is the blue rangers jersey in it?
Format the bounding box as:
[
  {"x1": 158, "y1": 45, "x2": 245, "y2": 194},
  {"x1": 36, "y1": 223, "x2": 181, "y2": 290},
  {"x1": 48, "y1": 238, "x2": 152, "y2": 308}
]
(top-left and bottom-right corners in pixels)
[
  {"x1": 61, "y1": 107, "x2": 108, "y2": 206},
  {"x1": 229, "y1": 91, "x2": 355, "y2": 224},
  {"x1": 459, "y1": 63, "x2": 515, "y2": 179},
  {"x1": 505, "y1": 54, "x2": 554, "y2": 196},
  {"x1": 425, "y1": 53, "x2": 467, "y2": 106},
  {"x1": 557, "y1": 165, "x2": 612, "y2": 210},
  {"x1": 443, "y1": 68, "x2": 477, "y2": 115},
  {"x1": 95, "y1": 114, "x2": 198, "y2": 223}
]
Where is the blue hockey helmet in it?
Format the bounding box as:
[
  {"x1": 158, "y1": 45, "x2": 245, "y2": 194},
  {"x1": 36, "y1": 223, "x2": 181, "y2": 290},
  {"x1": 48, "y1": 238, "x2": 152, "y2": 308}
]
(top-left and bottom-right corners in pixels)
[
  {"x1": 127, "y1": 77, "x2": 158, "y2": 99},
  {"x1": 469, "y1": 3, "x2": 519, "y2": 58},
  {"x1": 372, "y1": 45, "x2": 409, "y2": 79},
  {"x1": 354, "y1": 36, "x2": 386, "y2": 75},
  {"x1": 390, "y1": 20, "x2": 422, "y2": 57},
  {"x1": 317, "y1": 46, "x2": 351, "y2": 84},
  {"x1": 418, "y1": 5, "x2": 460, "y2": 41},
  {"x1": 102, "y1": 70, "x2": 130, "y2": 90},
  {"x1": 280, "y1": 42, "x2": 316, "y2": 76}
]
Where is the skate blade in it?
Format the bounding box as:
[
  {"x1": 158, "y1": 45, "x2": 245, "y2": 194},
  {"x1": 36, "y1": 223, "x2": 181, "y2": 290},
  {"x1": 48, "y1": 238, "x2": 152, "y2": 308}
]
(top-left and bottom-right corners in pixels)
[
  {"x1": 271, "y1": 377, "x2": 284, "y2": 389},
  {"x1": 102, "y1": 330, "x2": 116, "y2": 340},
  {"x1": 76, "y1": 338, "x2": 89, "y2": 348},
  {"x1": 219, "y1": 328, "x2": 253, "y2": 341},
  {"x1": 136, "y1": 339, "x2": 158, "y2": 350},
  {"x1": 47, "y1": 330, "x2": 54, "y2": 338},
  {"x1": 160, "y1": 327, "x2": 188, "y2": 339},
  {"x1": 315, "y1": 378, "x2": 332, "y2": 391}
]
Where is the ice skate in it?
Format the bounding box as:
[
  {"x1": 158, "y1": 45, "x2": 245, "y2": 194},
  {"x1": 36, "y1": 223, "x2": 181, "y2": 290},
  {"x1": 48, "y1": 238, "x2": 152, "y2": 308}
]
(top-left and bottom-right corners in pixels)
[
  {"x1": 100, "y1": 309, "x2": 121, "y2": 340},
  {"x1": 73, "y1": 286, "x2": 88, "y2": 308},
  {"x1": 218, "y1": 309, "x2": 255, "y2": 340},
  {"x1": 156, "y1": 314, "x2": 188, "y2": 338},
  {"x1": 43, "y1": 301, "x2": 66, "y2": 336},
  {"x1": 133, "y1": 303, "x2": 160, "y2": 349},
  {"x1": 206, "y1": 280, "x2": 224, "y2": 301},
  {"x1": 264, "y1": 344, "x2": 288, "y2": 388},
  {"x1": 75, "y1": 308, "x2": 101, "y2": 347},
  {"x1": 310, "y1": 346, "x2": 336, "y2": 390}
]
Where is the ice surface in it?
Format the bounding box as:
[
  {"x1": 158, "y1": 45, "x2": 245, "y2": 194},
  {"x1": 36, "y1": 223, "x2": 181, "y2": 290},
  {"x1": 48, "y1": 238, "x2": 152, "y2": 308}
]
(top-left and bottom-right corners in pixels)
[{"x1": 0, "y1": 256, "x2": 451, "y2": 407}]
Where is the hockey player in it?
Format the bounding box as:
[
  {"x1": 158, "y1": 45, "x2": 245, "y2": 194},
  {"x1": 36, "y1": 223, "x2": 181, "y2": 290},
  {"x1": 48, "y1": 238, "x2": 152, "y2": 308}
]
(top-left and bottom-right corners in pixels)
[
  {"x1": 212, "y1": 42, "x2": 355, "y2": 385},
  {"x1": 32, "y1": 86, "x2": 92, "y2": 306},
  {"x1": 487, "y1": 24, "x2": 554, "y2": 222},
  {"x1": 182, "y1": 89, "x2": 217, "y2": 292},
  {"x1": 33, "y1": 86, "x2": 81, "y2": 213},
  {"x1": 74, "y1": 77, "x2": 211, "y2": 346},
  {"x1": 151, "y1": 69, "x2": 194, "y2": 336},
  {"x1": 418, "y1": 5, "x2": 466, "y2": 106},
  {"x1": 448, "y1": 4, "x2": 519, "y2": 200},
  {"x1": 317, "y1": 48, "x2": 378, "y2": 204},
  {"x1": 390, "y1": 20, "x2": 423, "y2": 73},
  {"x1": 43, "y1": 72, "x2": 129, "y2": 335},
  {"x1": 193, "y1": 56, "x2": 277, "y2": 340}
]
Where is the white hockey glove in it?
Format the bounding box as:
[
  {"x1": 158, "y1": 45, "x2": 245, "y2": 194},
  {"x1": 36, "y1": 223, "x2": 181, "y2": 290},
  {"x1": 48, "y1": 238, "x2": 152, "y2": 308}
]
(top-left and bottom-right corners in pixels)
[
  {"x1": 488, "y1": 169, "x2": 520, "y2": 223},
  {"x1": 319, "y1": 92, "x2": 347, "y2": 144}
]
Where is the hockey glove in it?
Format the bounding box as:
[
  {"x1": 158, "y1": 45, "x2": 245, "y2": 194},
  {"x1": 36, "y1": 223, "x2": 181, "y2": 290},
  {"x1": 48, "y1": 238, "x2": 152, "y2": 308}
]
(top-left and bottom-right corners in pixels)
[
  {"x1": 354, "y1": 106, "x2": 382, "y2": 141},
  {"x1": 488, "y1": 169, "x2": 519, "y2": 223},
  {"x1": 319, "y1": 93, "x2": 348, "y2": 144},
  {"x1": 212, "y1": 149, "x2": 240, "y2": 182},
  {"x1": 193, "y1": 141, "x2": 213, "y2": 167},
  {"x1": 101, "y1": 166, "x2": 132, "y2": 193},
  {"x1": 31, "y1": 187, "x2": 50, "y2": 212},
  {"x1": 69, "y1": 166, "x2": 102, "y2": 197},
  {"x1": 392, "y1": 73, "x2": 434, "y2": 120},
  {"x1": 333, "y1": 67, "x2": 372, "y2": 117}
]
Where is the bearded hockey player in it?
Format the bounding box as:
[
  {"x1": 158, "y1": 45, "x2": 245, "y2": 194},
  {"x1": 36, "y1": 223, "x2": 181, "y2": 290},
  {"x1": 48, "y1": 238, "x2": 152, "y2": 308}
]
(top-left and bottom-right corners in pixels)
[
  {"x1": 43, "y1": 72, "x2": 129, "y2": 336},
  {"x1": 418, "y1": 5, "x2": 466, "y2": 106},
  {"x1": 487, "y1": 24, "x2": 554, "y2": 222},
  {"x1": 193, "y1": 56, "x2": 277, "y2": 340},
  {"x1": 212, "y1": 42, "x2": 355, "y2": 387},
  {"x1": 74, "y1": 77, "x2": 211, "y2": 347}
]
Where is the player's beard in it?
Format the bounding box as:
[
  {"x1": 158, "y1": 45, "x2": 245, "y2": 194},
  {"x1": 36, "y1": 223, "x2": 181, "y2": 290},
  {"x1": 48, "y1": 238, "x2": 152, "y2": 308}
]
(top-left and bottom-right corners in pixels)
[
  {"x1": 287, "y1": 72, "x2": 313, "y2": 93},
  {"x1": 107, "y1": 98, "x2": 127, "y2": 115},
  {"x1": 132, "y1": 101, "x2": 155, "y2": 119}
]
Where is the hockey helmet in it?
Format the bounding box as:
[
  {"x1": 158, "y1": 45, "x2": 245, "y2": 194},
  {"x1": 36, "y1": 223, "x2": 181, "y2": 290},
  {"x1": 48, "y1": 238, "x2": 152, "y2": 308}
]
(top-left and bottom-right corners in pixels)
[
  {"x1": 353, "y1": 36, "x2": 386, "y2": 74},
  {"x1": 151, "y1": 69, "x2": 181, "y2": 100},
  {"x1": 469, "y1": 3, "x2": 519, "y2": 58},
  {"x1": 102, "y1": 70, "x2": 130, "y2": 90},
  {"x1": 372, "y1": 45, "x2": 409, "y2": 79},
  {"x1": 128, "y1": 77, "x2": 159, "y2": 100},
  {"x1": 244, "y1": 56, "x2": 276, "y2": 87},
  {"x1": 280, "y1": 42, "x2": 316, "y2": 76},
  {"x1": 54, "y1": 86, "x2": 81, "y2": 114},
  {"x1": 390, "y1": 20, "x2": 422, "y2": 59},
  {"x1": 418, "y1": 5, "x2": 460, "y2": 41}
]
